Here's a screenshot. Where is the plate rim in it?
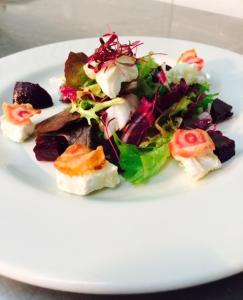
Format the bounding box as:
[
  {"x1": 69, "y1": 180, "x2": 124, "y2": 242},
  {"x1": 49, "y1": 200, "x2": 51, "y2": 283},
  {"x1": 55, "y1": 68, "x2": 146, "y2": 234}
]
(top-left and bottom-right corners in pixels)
[{"x1": 0, "y1": 36, "x2": 243, "y2": 294}]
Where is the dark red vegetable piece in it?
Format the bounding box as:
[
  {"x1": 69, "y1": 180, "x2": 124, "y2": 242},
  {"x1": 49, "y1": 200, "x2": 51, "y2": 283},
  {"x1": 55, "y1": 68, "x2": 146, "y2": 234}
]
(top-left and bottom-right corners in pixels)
[
  {"x1": 181, "y1": 117, "x2": 212, "y2": 130},
  {"x1": 155, "y1": 79, "x2": 194, "y2": 115},
  {"x1": 13, "y1": 82, "x2": 53, "y2": 109},
  {"x1": 33, "y1": 135, "x2": 69, "y2": 161},
  {"x1": 181, "y1": 113, "x2": 212, "y2": 130},
  {"x1": 101, "y1": 137, "x2": 120, "y2": 166},
  {"x1": 210, "y1": 98, "x2": 233, "y2": 123},
  {"x1": 121, "y1": 97, "x2": 155, "y2": 145},
  {"x1": 208, "y1": 130, "x2": 235, "y2": 163}
]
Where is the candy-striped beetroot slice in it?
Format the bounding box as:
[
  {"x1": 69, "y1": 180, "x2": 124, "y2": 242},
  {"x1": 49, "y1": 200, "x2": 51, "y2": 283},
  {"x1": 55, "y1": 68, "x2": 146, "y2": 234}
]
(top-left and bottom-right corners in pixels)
[
  {"x1": 3, "y1": 102, "x2": 41, "y2": 125},
  {"x1": 169, "y1": 129, "x2": 215, "y2": 158}
]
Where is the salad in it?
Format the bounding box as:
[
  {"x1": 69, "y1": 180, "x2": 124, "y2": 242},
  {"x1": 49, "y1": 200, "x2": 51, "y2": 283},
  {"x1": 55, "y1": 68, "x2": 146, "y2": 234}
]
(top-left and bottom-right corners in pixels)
[{"x1": 0, "y1": 32, "x2": 235, "y2": 195}]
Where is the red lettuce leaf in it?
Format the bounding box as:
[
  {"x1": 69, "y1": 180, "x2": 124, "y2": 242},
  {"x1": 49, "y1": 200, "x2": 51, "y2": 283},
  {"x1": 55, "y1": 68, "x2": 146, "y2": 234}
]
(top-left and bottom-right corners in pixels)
[
  {"x1": 181, "y1": 111, "x2": 213, "y2": 130},
  {"x1": 121, "y1": 97, "x2": 155, "y2": 145},
  {"x1": 155, "y1": 79, "x2": 194, "y2": 116},
  {"x1": 59, "y1": 84, "x2": 77, "y2": 103},
  {"x1": 64, "y1": 52, "x2": 88, "y2": 88}
]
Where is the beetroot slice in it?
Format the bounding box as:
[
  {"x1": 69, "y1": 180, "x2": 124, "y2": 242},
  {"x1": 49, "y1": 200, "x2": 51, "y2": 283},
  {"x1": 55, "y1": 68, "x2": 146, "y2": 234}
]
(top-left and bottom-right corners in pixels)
[
  {"x1": 33, "y1": 135, "x2": 69, "y2": 161},
  {"x1": 211, "y1": 98, "x2": 233, "y2": 123},
  {"x1": 208, "y1": 130, "x2": 235, "y2": 163},
  {"x1": 13, "y1": 82, "x2": 53, "y2": 109}
]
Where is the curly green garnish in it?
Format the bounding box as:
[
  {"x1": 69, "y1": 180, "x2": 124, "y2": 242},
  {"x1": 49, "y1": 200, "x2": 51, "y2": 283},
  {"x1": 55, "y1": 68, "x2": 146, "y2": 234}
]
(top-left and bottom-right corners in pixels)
[{"x1": 70, "y1": 97, "x2": 124, "y2": 125}]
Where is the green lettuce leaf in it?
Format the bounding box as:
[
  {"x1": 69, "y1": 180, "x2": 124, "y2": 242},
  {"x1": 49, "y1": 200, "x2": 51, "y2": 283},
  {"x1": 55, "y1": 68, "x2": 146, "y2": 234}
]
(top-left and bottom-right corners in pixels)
[
  {"x1": 114, "y1": 134, "x2": 170, "y2": 184},
  {"x1": 173, "y1": 96, "x2": 192, "y2": 115},
  {"x1": 196, "y1": 93, "x2": 219, "y2": 114},
  {"x1": 189, "y1": 83, "x2": 218, "y2": 114},
  {"x1": 193, "y1": 82, "x2": 210, "y2": 93},
  {"x1": 136, "y1": 53, "x2": 159, "y2": 98}
]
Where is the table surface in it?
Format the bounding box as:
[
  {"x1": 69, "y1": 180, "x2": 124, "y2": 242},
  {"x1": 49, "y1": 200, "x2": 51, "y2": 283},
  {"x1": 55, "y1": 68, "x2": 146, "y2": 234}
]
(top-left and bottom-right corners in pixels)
[{"x1": 1, "y1": 0, "x2": 243, "y2": 299}]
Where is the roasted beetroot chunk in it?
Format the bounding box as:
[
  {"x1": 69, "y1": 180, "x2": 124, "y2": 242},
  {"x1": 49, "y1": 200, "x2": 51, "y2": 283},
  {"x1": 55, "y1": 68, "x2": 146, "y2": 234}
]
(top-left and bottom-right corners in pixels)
[
  {"x1": 208, "y1": 130, "x2": 235, "y2": 163},
  {"x1": 33, "y1": 135, "x2": 69, "y2": 161},
  {"x1": 13, "y1": 82, "x2": 53, "y2": 109},
  {"x1": 211, "y1": 98, "x2": 233, "y2": 123}
]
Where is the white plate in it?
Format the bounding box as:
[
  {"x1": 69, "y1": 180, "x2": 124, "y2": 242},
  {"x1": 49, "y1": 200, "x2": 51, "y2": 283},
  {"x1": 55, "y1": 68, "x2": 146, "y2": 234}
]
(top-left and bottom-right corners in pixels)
[{"x1": 0, "y1": 37, "x2": 243, "y2": 294}]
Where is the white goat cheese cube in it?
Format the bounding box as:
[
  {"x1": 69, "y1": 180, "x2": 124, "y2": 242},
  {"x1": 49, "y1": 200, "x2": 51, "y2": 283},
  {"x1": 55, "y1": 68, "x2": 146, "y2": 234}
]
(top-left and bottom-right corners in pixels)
[
  {"x1": 1, "y1": 116, "x2": 35, "y2": 143},
  {"x1": 174, "y1": 152, "x2": 221, "y2": 180},
  {"x1": 102, "y1": 93, "x2": 138, "y2": 138},
  {"x1": 84, "y1": 55, "x2": 138, "y2": 99},
  {"x1": 167, "y1": 63, "x2": 207, "y2": 85},
  {"x1": 56, "y1": 161, "x2": 120, "y2": 195}
]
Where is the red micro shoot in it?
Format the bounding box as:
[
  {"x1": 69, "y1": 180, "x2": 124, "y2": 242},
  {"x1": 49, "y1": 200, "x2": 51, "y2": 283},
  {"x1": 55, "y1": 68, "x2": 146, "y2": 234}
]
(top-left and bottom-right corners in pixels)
[
  {"x1": 87, "y1": 32, "x2": 143, "y2": 73},
  {"x1": 100, "y1": 113, "x2": 120, "y2": 162}
]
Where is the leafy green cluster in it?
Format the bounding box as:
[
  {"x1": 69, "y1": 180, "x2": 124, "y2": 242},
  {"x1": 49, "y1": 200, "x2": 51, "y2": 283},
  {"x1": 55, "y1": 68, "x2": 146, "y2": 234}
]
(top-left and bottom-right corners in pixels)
[
  {"x1": 136, "y1": 53, "x2": 159, "y2": 98},
  {"x1": 114, "y1": 134, "x2": 170, "y2": 184},
  {"x1": 196, "y1": 93, "x2": 219, "y2": 114},
  {"x1": 155, "y1": 96, "x2": 192, "y2": 135},
  {"x1": 189, "y1": 82, "x2": 218, "y2": 114}
]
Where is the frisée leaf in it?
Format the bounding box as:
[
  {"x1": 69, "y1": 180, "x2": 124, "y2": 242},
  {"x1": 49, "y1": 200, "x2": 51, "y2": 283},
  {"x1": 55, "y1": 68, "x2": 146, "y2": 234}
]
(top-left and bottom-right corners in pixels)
[{"x1": 70, "y1": 97, "x2": 124, "y2": 125}]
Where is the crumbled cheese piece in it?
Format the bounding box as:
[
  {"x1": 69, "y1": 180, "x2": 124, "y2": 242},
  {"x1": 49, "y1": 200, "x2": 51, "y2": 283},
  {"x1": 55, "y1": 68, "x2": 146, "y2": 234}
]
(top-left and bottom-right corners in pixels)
[
  {"x1": 56, "y1": 161, "x2": 120, "y2": 195},
  {"x1": 83, "y1": 55, "x2": 138, "y2": 98},
  {"x1": 83, "y1": 62, "x2": 97, "y2": 80},
  {"x1": 1, "y1": 117, "x2": 34, "y2": 143},
  {"x1": 174, "y1": 152, "x2": 221, "y2": 180},
  {"x1": 102, "y1": 93, "x2": 138, "y2": 138},
  {"x1": 167, "y1": 63, "x2": 207, "y2": 85}
]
